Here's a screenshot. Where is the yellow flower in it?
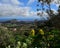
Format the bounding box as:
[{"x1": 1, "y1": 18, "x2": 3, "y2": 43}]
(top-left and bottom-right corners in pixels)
[
  {"x1": 39, "y1": 29, "x2": 44, "y2": 35},
  {"x1": 31, "y1": 29, "x2": 35, "y2": 36}
]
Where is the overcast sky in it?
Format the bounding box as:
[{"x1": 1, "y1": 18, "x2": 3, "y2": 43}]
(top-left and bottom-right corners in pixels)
[{"x1": 0, "y1": 0, "x2": 60, "y2": 21}]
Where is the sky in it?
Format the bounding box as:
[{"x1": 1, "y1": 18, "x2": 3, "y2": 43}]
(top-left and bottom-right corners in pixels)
[{"x1": 0, "y1": 0, "x2": 60, "y2": 21}]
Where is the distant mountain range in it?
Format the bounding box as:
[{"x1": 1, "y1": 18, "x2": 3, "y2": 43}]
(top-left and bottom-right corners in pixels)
[
  {"x1": 0, "y1": 19, "x2": 36, "y2": 24},
  {"x1": 0, "y1": 18, "x2": 48, "y2": 24},
  {"x1": 0, "y1": 16, "x2": 41, "y2": 22}
]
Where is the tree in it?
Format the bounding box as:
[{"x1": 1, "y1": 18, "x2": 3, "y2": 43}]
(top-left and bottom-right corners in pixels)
[{"x1": 37, "y1": 0, "x2": 60, "y2": 17}]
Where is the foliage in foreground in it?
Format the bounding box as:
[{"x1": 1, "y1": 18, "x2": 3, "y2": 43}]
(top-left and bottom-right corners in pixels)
[{"x1": 0, "y1": 26, "x2": 60, "y2": 48}]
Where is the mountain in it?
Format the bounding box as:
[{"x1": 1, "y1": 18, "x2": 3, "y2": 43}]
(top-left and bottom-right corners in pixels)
[
  {"x1": 0, "y1": 19, "x2": 35, "y2": 24},
  {"x1": 0, "y1": 19, "x2": 17, "y2": 23}
]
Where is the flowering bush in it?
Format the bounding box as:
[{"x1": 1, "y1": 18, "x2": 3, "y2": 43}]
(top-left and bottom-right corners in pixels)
[{"x1": 0, "y1": 27, "x2": 60, "y2": 48}]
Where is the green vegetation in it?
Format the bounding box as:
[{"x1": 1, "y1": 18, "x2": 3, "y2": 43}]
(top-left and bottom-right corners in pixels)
[{"x1": 0, "y1": 22, "x2": 60, "y2": 48}]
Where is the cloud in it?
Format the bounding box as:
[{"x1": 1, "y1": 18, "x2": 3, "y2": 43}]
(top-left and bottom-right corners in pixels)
[
  {"x1": 51, "y1": 0, "x2": 60, "y2": 7},
  {"x1": 0, "y1": 0, "x2": 33, "y2": 16},
  {"x1": 0, "y1": 3, "x2": 37, "y2": 16},
  {"x1": 0, "y1": 4, "x2": 50, "y2": 20},
  {"x1": 27, "y1": 0, "x2": 37, "y2": 5},
  {"x1": 11, "y1": 0, "x2": 23, "y2": 5},
  {"x1": 0, "y1": 0, "x2": 24, "y2": 5},
  {"x1": 0, "y1": 0, "x2": 38, "y2": 17},
  {"x1": 0, "y1": 3, "x2": 31, "y2": 16},
  {"x1": 0, "y1": 3, "x2": 50, "y2": 20}
]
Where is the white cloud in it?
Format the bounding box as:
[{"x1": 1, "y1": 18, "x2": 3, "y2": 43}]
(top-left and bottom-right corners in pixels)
[
  {"x1": 27, "y1": 0, "x2": 36, "y2": 5},
  {"x1": 0, "y1": 3, "x2": 50, "y2": 20},
  {"x1": 0, "y1": 0, "x2": 24, "y2": 5},
  {"x1": 0, "y1": 4, "x2": 31, "y2": 16},
  {"x1": 11, "y1": 0, "x2": 24, "y2": 5},
  {"x1": 0, "y1": 0, "x2": 32, "y2": 16},
  {"x1": 0, "y1": 0, "x2": 38, "y2": 17}
]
